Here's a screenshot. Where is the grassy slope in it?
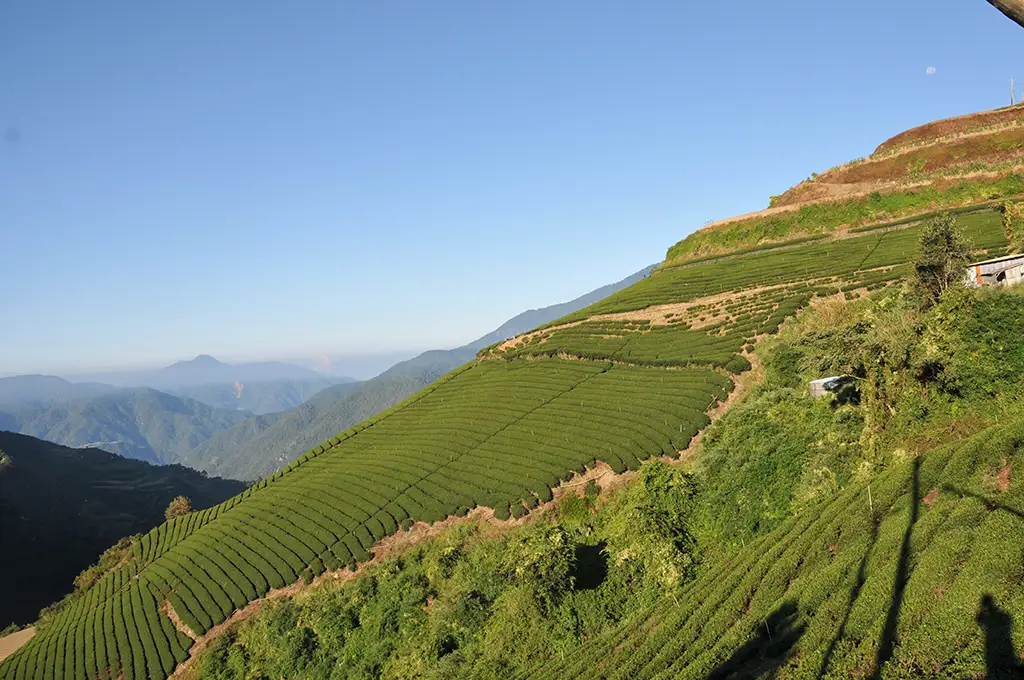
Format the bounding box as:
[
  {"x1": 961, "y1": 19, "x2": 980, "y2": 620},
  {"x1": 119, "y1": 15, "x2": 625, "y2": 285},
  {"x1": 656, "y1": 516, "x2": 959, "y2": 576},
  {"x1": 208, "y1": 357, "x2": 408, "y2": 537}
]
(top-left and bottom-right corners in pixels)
[
  {"x1": 667, "y1": 107, "x2": 1024, "y2": 264},
  {"x1": 666, "y1": 174, "x2": 1024, "y2": 264},
  {"x1": 2, "y1": 108, "x2": 1020, "y2": 678}
]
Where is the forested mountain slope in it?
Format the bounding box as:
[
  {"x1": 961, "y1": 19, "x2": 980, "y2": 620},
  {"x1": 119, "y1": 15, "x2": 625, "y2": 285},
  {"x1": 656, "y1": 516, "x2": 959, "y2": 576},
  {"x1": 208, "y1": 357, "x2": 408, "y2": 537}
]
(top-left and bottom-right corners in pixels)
[
  {"x1": 1, "y1": 389, "x2": 251, "y2": 466},
  {"x1": 0, "y1": 433, "x2": 246, "y2": 629},
  {"x1": 2, "y1": 111, "x2": 1022, "y2": 680}
]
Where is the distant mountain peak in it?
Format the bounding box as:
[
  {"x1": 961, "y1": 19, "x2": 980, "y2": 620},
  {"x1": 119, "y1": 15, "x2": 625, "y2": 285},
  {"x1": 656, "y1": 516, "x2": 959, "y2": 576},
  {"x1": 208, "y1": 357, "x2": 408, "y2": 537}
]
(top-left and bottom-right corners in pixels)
[{"x1": 190, "y1": 355, "x2": 222, "y2": 365}]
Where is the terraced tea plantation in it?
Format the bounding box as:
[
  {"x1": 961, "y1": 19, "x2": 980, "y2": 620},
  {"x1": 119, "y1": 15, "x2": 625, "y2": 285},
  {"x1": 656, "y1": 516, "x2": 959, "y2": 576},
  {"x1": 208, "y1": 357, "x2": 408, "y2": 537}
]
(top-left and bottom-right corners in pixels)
[
  {"x1": 488, "y1": 210, "x2": 1006, "y2": 370},
  {"x1": 520, "y1": 417, "x2": 1024, "y2": 679},
  {"x1": 0, "y1": 209, "x2": 1008, "y2": 680}
]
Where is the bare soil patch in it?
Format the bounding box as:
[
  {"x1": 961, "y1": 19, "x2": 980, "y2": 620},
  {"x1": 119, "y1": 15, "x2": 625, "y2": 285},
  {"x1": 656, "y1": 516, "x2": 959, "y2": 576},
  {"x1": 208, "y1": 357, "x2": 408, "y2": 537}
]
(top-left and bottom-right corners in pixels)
[
  {"x1": 0, "y1": 627, "x2": 35, "y2": 663},
  {"x1": 808, "y1": 128, "x2": 1024, "y2": 186},
  {"x1": 162, "y1": 600, "x2": 198, "y2": 641},
  {"x1": 873, "y1": 106, "x2": 1024, "y2": 156},
  {"x1": 996, "y1": 457, "x2": 1013, "y2": 492}
]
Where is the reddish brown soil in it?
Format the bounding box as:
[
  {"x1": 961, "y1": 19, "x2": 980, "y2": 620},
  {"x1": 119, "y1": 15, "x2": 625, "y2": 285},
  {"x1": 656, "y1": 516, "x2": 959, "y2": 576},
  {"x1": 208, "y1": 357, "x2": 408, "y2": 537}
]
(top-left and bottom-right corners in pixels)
[
  {"x1": 996, "y1": 457, "x2": 1013, "y2": 492},
  {"x1": 923, "y1": 488, "x2": 939, "y2": 507},
  {"x1": 827, "y1": 129, "x2": 1023, "y2": 183},
  {"x1": 772, "y1": 129, "x2": 1024, "y2": 208},
  {"x1": 873, "y1": 106, "x2": 1024, "y2": 156}
]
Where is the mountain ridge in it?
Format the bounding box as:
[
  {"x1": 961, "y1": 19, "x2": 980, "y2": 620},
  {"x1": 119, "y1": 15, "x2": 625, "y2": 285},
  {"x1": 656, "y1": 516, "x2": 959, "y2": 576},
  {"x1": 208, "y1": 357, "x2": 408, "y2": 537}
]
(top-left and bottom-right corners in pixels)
[{"x1": 1, "y1": 388, "x2": 252, "y2": 465}]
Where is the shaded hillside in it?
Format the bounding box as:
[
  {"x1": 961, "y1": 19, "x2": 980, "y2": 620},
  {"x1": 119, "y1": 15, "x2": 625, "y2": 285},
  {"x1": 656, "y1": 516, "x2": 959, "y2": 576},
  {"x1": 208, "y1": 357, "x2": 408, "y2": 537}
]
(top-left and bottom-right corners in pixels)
[
  {"x1": 0, "y1": 432, "x2": 246, "y2": 628},
  {"x1": 190, "y1": 265, "x2": 655, "y2": 481},
  {"x1": 1, "y1": 388, "x2": 251, "y2": 465}
]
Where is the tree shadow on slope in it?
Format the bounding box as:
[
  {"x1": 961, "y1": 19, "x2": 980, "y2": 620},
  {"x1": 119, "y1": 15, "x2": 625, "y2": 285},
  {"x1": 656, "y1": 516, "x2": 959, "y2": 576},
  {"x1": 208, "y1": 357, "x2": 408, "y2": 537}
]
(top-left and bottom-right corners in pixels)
[
  {"x1": 941, "y1": 484, "x2": 1024, "y2": 520},
  {"x1": 868, "y1": 457, "x2": 921, "y2": 680},
  {"x1": 941, "y1": 486, "x2": 1024, "y2": 677},
  {"x1": 977, "y1": 594, "x2": 1022, "y2": 680},
  {"x1": 816, "y1": 515, "x2": 881, "y2": 678},
  {"x1": 703, "y1": 601, "x2": 805, "y2": 680}
]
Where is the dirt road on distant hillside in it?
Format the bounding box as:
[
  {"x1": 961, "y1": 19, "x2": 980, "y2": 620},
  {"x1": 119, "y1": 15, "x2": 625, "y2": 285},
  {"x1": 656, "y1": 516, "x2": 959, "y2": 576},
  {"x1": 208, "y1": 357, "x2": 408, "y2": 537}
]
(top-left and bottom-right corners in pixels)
[{"x1": 0, "y1": 628, "x2": 35, "y2": 663}]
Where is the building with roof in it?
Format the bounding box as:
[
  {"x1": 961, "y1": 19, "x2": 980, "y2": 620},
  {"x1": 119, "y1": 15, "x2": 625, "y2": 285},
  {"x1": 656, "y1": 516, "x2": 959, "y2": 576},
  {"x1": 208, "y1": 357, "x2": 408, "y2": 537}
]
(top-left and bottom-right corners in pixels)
[{"x1": 965, "y1": 253, "x2": 1024, "y2": 287}]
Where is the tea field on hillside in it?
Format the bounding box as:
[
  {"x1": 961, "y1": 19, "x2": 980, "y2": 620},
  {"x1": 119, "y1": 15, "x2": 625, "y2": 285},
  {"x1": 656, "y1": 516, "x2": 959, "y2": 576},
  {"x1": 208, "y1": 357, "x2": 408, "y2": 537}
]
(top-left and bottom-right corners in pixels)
[{"x1": 0, "y1": 210, "x2": 1008, "y2": 680}]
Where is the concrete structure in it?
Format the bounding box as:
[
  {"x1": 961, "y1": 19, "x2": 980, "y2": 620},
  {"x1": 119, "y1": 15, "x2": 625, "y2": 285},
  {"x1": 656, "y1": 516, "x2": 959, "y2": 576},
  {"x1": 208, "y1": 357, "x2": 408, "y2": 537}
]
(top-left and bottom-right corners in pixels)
[
  {"x1": 965, "y1": 253, "x2": 1024, "y2": 287},
  {"x1": 809, "y1": 376, "x2": 846, "y2": 399}
]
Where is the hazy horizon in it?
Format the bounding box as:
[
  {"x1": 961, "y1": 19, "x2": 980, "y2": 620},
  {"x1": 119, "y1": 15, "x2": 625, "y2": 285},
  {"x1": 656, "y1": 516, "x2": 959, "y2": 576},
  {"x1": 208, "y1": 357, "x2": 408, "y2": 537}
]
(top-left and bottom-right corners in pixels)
[{"x1": 2, "y1": 348, "x2": 428, "y2": 381}]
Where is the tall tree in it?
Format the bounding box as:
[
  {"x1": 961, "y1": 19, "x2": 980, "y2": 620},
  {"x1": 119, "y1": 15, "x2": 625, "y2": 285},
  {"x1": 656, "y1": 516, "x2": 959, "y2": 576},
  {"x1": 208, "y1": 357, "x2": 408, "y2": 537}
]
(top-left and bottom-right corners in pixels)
[
  {"x1": 985, "y1": 0, "x2": 1024, "y2": 29},
  {"x1": 913, "y1": 214, "x2": 973, "y2": 307}
]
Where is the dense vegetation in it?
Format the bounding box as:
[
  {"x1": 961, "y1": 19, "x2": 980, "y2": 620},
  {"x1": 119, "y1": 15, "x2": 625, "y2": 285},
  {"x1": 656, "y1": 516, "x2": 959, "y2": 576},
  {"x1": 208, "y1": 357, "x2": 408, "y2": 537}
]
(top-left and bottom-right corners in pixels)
[
  {"x1": 0, "y1": 432, "x2": 245, "y2": 629},
  {"x1": 0, "y1": 205, "x2": 1007, "y2": 680},
  {"x1": 193, "y1": 280, "x2": 1024, "y2": 680},
  {"x1": 528, "y1": 287, "x2": 1024, "y2": 679}
]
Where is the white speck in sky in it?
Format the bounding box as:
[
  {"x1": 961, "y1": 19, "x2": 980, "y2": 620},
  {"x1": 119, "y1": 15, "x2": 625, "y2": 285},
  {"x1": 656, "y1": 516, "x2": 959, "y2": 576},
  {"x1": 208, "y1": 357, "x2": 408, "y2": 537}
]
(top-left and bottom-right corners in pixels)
[{"x1": 926, "y1": 66, "x2": 937, "y2": 76}]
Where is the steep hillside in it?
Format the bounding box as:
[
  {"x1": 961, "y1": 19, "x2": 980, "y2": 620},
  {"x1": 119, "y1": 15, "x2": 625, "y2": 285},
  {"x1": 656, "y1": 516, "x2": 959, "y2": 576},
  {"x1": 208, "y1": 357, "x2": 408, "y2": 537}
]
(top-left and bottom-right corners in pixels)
[
  {"x1": 1, "y1": 389, "x2": 251, "y2": 465},
  {"x1": 1, "y1": 114, "x2": 1018, "y2": 680},
  {"x1": 668, "y1": 106, "x2": 1024, "y2": 263},
  {"x1": 182, "y1": 281, "x2": 1024, "y2": 680},
  {"x1": 187, "y1": 356, "x2": 463, "y2": 481},
  {"x1": 189, "y1": 265, "x2": 655, "y2": 481},
  {"x1": 0, "y1": 433, "x2": 246, "y2": 628},
  {"x1": 0, "y1": 202, "x2": 1007, "y2": 680}
]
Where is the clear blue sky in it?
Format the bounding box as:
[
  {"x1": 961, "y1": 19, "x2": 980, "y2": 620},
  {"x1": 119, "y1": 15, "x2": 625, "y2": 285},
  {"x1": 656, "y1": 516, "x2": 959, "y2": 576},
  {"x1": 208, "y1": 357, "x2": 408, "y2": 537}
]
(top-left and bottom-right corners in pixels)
[{"x1": 1, "y1": 1, "x2": 1020, "y2": 374}]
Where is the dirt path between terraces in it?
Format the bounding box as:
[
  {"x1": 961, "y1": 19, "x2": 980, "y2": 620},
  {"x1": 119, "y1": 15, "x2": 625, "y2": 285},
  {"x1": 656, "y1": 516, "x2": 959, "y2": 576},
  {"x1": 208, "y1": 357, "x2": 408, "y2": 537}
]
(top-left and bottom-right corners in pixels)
[{"x1": 0, "y1": 628, "x2": 35, "y2": 663}]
